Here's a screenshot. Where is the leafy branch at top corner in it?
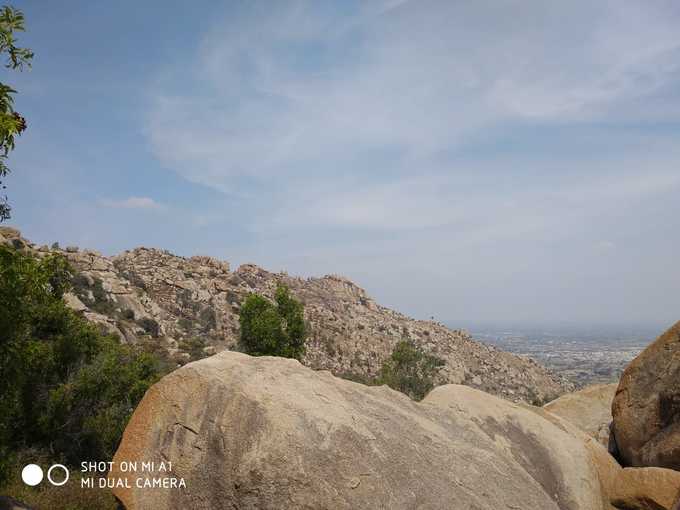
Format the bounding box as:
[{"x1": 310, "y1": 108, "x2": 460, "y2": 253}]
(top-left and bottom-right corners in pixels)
[
  {"x1": 0, "y1": 5, "x2": 33, "y2": 71},
  {"x1": 0, "y1": 5, "x2": 33, "y2": 221}
]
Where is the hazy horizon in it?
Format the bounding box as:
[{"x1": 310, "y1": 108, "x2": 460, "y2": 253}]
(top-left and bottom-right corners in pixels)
[{"x1": 6, "y1": 0, "x2": 680, "y2": 326}]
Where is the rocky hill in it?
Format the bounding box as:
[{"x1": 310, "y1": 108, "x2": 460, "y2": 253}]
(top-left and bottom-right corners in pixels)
[{"x1": 0, "y1": 226, "x2": 573, "y2": 403}]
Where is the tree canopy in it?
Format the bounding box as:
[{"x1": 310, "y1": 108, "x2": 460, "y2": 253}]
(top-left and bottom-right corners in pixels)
[
  {"x1": 239, "y1": 284, "x2": 307, "y2": 360},
  {"x1": 379, "y1": 340, "x2": 445, "y2": 401},
  {"x1": 0, "y1": 5, "x2": 32, "y2": 221},
  {"x1": 0, "y1": 245, "x2": 161, "y2": 482}
]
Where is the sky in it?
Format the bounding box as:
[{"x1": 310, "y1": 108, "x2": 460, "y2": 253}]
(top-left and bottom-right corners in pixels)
[{"x1": 4, "y1": 0, "x2": 680, "y2": 327}]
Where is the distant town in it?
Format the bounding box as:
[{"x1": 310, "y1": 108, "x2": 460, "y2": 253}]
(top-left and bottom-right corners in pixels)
[{"x1": 458, "y1": 323, "x2": 659, "y2": 387}]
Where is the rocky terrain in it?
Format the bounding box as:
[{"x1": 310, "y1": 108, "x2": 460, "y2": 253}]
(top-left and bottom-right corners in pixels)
[
  {"x1": 109, "y1": 351, "x2": 680, "y2": 510},
  {"x1": 0, "y1": 226, "x2": 572, "y2": 404}
]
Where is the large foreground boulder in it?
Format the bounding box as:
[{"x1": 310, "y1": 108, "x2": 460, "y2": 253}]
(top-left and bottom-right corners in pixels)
[
  {"x1": 612, "y1": 321, "x2": 680, "y2": 469},
  {"x1": 110, "y1": 351, "x2": 609, "y2": 510},
  {"x1": 544, "y1": 383, "x2": 618, "y2": 450}
]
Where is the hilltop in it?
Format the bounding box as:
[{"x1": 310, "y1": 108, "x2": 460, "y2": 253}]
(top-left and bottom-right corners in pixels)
[{"x1": 0, "y1": 226, "x2": 573, "y2": 403}]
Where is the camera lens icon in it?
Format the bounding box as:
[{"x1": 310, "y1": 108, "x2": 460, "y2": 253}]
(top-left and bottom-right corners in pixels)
[
  {"x1": 47, "y1": 464, "x2": 69, "y2": 486},
  {"x1": 21, "y1": 464, "x2": 43, "y2": 486},
  {"x1": 22, "y1": 463, "x2": 69, "y2": 486}
]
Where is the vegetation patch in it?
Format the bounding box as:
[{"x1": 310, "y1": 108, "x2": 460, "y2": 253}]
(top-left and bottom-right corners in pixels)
[
  {"x1": 137, "y1": 316, "x2": 160, "y2": 337},
  {"x1": 336, "y1": 340, "x2": 445, "y2": 401},
  {"x1": 239, "y1": 284, "x2": 307, "y2": 360},
  {"x1": 379, "y1": 340, "x2": 445, "y2": 401},
  {"x1": 178, "y1": 336, "x2": 208, "y2": 362},
  {"x1": 0, "y1": 245, "x2": 165, "y2": 489}
]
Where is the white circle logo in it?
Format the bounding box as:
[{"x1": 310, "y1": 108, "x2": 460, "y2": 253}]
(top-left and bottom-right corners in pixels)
[
  {"x1": 47, "y1": 464, "x2": 70, "y2": 486},
  {"x1": 21, "y1": 464, "x2": 43, "y2": 486}
]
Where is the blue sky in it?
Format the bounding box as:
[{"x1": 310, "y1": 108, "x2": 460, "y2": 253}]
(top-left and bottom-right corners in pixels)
[{"x1": 5, "y1": 0, "x2": 680, "y2": 326}]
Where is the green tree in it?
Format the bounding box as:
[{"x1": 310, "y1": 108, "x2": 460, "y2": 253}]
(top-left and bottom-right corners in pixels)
[
  {"x1": 0, "y1": 245, "x2": 161, "y2": 481},
  {"x1": 0, "y1": 5, "x2": 33, "y2": 221},
  {"x1": 379, "y1": 340, "x2": 445, "y2": 401},
  {"x1": 239, "y1": 284, "x2": 306, "y2": 360}
]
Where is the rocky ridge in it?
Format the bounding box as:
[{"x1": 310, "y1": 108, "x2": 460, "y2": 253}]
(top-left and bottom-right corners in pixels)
[{"x1": 0, "y1": 226, "x2": 573, "y2": 403}]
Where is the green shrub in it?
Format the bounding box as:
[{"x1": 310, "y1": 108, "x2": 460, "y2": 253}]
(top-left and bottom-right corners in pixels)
[
  {"x1": 0, "y1": 245, "x2": 163, "y2": 483},
  {"x1": 178, "y1": 317, "x2": 192, "y2": 330},
  {"x1": 178, "y1": 336, "x2": 207, "y2": 362},
  {"x1": 378, "y1": 340, "x2": 445, "y2": 401},
  {"x1": 43, "y1": 336, "x2": 159, "y2": 464},
  {"x1": 336, "y1": 371, "x2": 378, "y2": 386},
  {"x1": 239, "y1": 284, "x2": 306, "y2": 360},
  {"x1": 137, "y1": 316, "x2": 160, "y2": 337}
]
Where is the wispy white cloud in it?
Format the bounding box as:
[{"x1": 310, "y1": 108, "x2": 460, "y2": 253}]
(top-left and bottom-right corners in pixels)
[
  {"x1": 148, "y1": 1, "x2": 680, "y2": 191},
  {"x1": 100, "y1": 196, "x2": 165, "y2": 210},
  {"x1": 140, "y1": 0, "x2": 680, "y2": 323}
]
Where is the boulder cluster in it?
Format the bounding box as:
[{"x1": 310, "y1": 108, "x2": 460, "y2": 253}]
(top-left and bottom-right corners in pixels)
[
  {"x1": 545, "y1": 321, "x2": 680, "y2": 509},
  {"x1": 110, "y1": 340, "x2": 680, "y2": 510}
]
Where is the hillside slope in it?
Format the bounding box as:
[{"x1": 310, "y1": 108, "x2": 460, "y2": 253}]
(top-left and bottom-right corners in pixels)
[{"x1": 0, "y1": 226, "x2": 573, "y2": 403}]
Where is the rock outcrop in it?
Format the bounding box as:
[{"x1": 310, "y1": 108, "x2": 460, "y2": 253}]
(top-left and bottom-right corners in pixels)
[
  {"x1": 1, "y1": 227, "x2": 573, "y2": 403},
  {"x1": 544, "y1": 383, "x2": 617, "y2": 450},
  {"x1": 610, "y1": 467, "x2": 680, "y2": 510},
  {"x1": 612, "y1": 321, "x2": 680, "y2": 470},
  {"x1": 109, "y1": 351, "x2": 606, "y2": 510}
]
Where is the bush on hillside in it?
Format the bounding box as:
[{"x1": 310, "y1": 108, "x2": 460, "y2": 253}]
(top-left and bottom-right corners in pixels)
[
  {"x1": 379, "y1": 340, "x2": 445, "y2": 401},
  {"x1": 0, "y1": 245, "x2": 163, "y2": 483},
  {"x1": 239, "y1": 284, "x2": 306, "y2": 360},
  {"x1": 137, "y1": 316, "x2": 160, "y2": 337}
]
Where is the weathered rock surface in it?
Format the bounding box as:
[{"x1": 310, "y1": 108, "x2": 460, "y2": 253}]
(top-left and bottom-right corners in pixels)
[
  {"x1": 611, "y1": 467, "x2": 680, "y2": 510},
  {"x1": 612, "y1": 321, "x2": 680, "y2": 470},
  {"x1": 3, "y1": 226, "x2": 573, "y2": 403},
  {"x1": 544, "y1": 383, "x2": 617, "y2": 449},
  {"x1": 110, "y1": 351, "x2": 605, "y2": 510},
  {"x1": 552, "y1": 426, "x2": 680, "y2": 510}
]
